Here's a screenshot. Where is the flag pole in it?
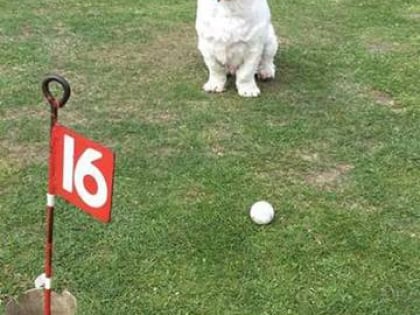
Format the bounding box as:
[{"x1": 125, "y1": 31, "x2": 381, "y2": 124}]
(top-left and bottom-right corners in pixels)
[{"x1": 41, "y1": 75, "x2": 71, "y2": 315}]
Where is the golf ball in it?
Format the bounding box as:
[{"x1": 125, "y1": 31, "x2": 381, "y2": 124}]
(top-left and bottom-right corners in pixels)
[{"x1": 250, "y1": 201, "x2": 275, "y2": 225}]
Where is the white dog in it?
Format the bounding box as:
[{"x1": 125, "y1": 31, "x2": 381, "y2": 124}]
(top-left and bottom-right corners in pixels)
[{"x1": 196, "y1": 0, "x2": 278, "y2": 97}]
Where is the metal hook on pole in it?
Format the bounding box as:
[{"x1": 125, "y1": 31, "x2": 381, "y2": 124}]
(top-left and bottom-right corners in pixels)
[
  {"x1": 42, "y1": 74, "x2": 71, "y2": 109},
  {"x1": 42, "y1": 74, "x2": 71, "y2": 129}
]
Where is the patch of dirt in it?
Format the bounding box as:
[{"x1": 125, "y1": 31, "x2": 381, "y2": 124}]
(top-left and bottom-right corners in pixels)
[
  {"x1": 255, "y1": 162, "x2": 303, "y2": 186},
  {"x1": 141, "y1": 25, "x2": 198, "y2": 70},
  {"x1": 44, "y1": 23, "x2": 83, "y2": 66},
  {"x1": 151, "y1": 145, "x2": 178, "y2": 159},
  {"x1": 0, "y1": 107, "x2": 45, "y2": 121},
  {"x1": 406, "y1": 13, "x2": 420, "y2": 20},
  {"x1": 0, "y1": 107, "x2": 50, "y2": 169},
  {"x1": 0, "y1": 140, "x2": 48, "y2": 169},
  {"x1": 201, "y1": 123, "x2": 234, "y2": 157},
  {"x1": 107, "y1": 105, "x2": 179, "y2": 124},
  {"x1": 344, "y1": 200, "x2": 378, "y2": 213},
  {"x1": 361, "y1": 30, "x2": 404, "y2": 54},
  {"x1": 371, "y1": 89, "x2": 395, "y2": 106},
  {"x1": 2, "y1": 102, "x2": 90, "y2": 130},
  {"x1": 279, "y1": 35, "x2": 292, "y2": 48},
  {"x1": 87, "y1": 24, "x2": 197, "y2": 76},
  {"x1": 366, "y1": 42, "x2": 395, "y2": 54},
  {"x1": 210, "y1": 143, "x2": 225, "y2": 157},
  {"x1": 370, "y1": 89, "x2": 405, "y2": 113},
  {"x1": 183, "y1": 183, "x2": 208, "y2": 202},
  {"x1": 267, "y1": 118, "x2": 289, "y2": 128},
  {"x1": 300, "y1": 152, "x2": 320, "y2": 163},
  {"x1": 81, "y1": 24, "x2": 198, "y2": 119},
  {"x1": 305, "y1": 163, "x2": 354, "y2": 189}
]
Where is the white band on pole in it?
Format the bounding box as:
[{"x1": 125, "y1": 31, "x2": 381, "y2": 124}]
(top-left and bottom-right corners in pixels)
[
  {"x1": 35, "y1": 273, "x2": 52, "y2": 289},
  {"x1": 45, "y1": 277, "x2": 52, "y2": 289},
  {"x1": 35, "y1": 273, "x2": 46, "y2": 288},
  {"x1": 47, "y1": 193, "x2": 55, "y2": 207}
]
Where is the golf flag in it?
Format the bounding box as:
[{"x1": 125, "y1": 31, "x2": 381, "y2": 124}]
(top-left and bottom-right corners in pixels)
[{"x1": 51, "y1": 124, "x2": 115, "y2": 223}]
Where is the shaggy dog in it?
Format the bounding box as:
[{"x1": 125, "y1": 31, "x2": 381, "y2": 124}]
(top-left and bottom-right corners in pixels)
[{"x1": 196, "y1": 0, "x2": 278, "y2": 97}]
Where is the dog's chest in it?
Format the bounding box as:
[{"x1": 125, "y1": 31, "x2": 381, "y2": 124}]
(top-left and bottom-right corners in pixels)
[
  {"x1": 202, "y1": 9, "x2": 251, "y2": 43},
  {"x1": 200, "y1": 12, "x2": 253, "y2": 66}
]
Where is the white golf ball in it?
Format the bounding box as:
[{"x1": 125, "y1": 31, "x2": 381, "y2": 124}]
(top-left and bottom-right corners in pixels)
[{"x1": 250, "y1": 201, "x2": 275, "y2": 225}]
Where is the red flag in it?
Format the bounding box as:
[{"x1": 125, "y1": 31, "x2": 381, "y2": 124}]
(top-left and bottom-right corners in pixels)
[{"x1": 52, "y1": 124, "x2": 115, "y2": 223}]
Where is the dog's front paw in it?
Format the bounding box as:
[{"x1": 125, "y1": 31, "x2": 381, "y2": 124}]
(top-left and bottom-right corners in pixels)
[
  {"x1": 237, "y1": 83, "x2": 261, "y2": 97},
  {"x1": 203, "y1": 80, "x2": 225, "y2": 93}
]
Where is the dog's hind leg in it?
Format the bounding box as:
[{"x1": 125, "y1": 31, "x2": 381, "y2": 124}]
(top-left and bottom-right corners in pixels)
[{"x1": 257, "y1": 24, "x2": 278, "y2": 81}]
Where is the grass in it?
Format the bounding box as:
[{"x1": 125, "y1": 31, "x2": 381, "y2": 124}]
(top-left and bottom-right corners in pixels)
[{"x1": 1, "y1": 0, "x2": 420, "y2": 314}]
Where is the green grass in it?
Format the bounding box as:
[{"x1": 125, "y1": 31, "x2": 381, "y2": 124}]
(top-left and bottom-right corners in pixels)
[{"x1": 1, "y1": 0, "x2": 420, "y2": 314}]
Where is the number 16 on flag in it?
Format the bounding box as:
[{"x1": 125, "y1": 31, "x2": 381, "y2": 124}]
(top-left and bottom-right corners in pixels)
[{"x1": 52, "y1": 124, "x2": 115, "y2": 223}]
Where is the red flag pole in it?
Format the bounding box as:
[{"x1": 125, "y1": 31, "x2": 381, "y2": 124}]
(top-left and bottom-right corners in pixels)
[{"x1": 41, "y1": 75, "x2": 71, "y2": 315}]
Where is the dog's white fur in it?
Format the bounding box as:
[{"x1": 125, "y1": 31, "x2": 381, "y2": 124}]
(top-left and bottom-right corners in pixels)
[{"x1": 196, "y1": 0, "x2": 278, "y2": 97}]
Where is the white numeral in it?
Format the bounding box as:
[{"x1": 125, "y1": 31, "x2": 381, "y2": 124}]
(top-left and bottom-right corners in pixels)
[{"x1": 62, "y1": 135, "x2": 108, "y2": 208}]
